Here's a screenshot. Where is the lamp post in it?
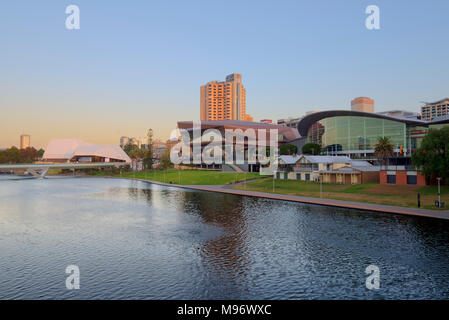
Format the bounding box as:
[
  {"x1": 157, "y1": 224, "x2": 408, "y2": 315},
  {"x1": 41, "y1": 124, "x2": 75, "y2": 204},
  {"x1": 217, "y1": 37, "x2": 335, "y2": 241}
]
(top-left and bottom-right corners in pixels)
[
  {"x1": 437, "y1": 177, "x2": 441, "y2": 207},
  {"x1": 320, "y1": 171, "x2": 323, "y2": 198}
]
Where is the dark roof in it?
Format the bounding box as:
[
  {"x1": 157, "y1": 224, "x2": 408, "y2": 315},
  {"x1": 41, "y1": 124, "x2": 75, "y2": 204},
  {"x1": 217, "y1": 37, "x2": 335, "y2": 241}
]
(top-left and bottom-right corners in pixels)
[{"x1": 297, "y1": 110, "x2": 427, "y2": 136}]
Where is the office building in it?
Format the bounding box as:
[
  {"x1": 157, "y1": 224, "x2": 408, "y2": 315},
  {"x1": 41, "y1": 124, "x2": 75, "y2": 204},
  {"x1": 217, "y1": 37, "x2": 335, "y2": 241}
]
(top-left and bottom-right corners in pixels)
[
  {"x1": 421, "y1": 98, "x2": 449, "y2": 121},
  {"x1": 200, "y1": 73, "x2": 253, "y2": 122}
]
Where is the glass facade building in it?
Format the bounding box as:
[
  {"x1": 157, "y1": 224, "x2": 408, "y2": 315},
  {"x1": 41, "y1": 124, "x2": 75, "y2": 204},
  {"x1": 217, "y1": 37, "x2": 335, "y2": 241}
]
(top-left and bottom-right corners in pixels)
[{"x1": 298, "y1": 111, "x2": 429, "y2": 158}]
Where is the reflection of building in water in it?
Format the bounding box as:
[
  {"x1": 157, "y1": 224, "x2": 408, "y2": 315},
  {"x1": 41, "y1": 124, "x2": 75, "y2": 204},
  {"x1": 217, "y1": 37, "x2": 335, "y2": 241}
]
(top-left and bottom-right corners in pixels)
[{"x1": 181, "y1": 191, "x2": 251, "y2": 286}]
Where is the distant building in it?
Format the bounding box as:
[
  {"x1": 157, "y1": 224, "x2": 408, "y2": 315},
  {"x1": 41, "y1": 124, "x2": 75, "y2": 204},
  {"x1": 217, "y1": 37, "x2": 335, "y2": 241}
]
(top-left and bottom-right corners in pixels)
[
  {"x1": 120, "y1": 136, "x2": 143, "y2": 148},
  {"x1": 351, "y1": 97, "x2": 374, "y2": 113},
  {"x1": 20, "y1": 134, "x2": 30, "y2": 149},
  {"x1": 277, "y1": 117, "x2": 302, "y2": 128},
  {"x1": 120, "y1": 136, "x2": 130, "y2": 147},
  {"x1": 200, "y1": 73, "x2": 253, "y2": 122},
  {"x1": 43, "y1": 139, "x2": 131, "y2": 163},
  {"x1": 260, "y1": 119, "x2": 273, "y2": 124},
  {"x1": 421, "y1": 98, "x2": 449, "y2": 121}
]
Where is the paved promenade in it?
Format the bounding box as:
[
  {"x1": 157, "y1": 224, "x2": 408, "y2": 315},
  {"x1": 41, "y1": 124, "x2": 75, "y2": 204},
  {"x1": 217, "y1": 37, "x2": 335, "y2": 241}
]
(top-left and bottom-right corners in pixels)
[{"x1": 129, "y1": 178, "x2": 449, "y2": 221}]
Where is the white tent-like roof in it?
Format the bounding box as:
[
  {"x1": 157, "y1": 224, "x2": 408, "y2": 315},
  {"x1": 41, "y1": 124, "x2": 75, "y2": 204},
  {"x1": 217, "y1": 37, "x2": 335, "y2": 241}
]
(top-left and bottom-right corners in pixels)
[{"x1": 43, "y1": 139, "x2": 131, "y2": 163}]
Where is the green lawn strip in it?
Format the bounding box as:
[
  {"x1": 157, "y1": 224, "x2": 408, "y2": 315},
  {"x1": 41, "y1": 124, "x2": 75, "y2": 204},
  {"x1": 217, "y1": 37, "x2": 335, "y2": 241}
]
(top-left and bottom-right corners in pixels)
[
  {"x1": 121, "y1": 170, "x2": 260, "y2": 185},
  {"x1": 234, "y1": 178, "x2": 448, "y2": 210}
]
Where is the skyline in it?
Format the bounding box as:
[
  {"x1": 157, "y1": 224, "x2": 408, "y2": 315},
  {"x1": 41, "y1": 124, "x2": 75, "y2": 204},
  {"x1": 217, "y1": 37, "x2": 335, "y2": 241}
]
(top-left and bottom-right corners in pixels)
[{"x1": 1, "y1": 0, "x2": 449, "y2": 148}]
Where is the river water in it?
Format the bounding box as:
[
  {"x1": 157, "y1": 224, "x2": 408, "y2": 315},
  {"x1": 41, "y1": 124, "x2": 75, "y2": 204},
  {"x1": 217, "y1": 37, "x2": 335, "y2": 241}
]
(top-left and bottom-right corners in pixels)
[{"x1": 0, "y1": 177, "x2": 448, "y2": 299}]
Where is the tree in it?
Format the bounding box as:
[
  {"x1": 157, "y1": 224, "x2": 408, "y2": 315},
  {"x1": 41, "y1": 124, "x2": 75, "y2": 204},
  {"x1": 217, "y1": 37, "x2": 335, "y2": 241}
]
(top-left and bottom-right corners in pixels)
[
  {"x1": 19, "y1": 147, "x2": 38, "y2": 163},
  {"x1": 160, "y1": 149, "x2": 172, "y2": 170},
  {"x1": 412, "y1": 127, "x2": 449, "y2": 181},
  {"x1": 143, "y1": 129, "x2": 154, "y2": 170},
  {"x1": 280, "y1": 144, "x2": 298, "y2": 155},
  {"x1": 302, "y1": 143, "x2": 321, "y2": 155},
  {"x1": 123, "y1": 142, "x2": 138, "y2": 156},
  {"x1": 37, "y1": 148, "x2": 45, "y2": 159},
  {"x1": 374, "y1": 136, "x2": 394, "y2": 168}
]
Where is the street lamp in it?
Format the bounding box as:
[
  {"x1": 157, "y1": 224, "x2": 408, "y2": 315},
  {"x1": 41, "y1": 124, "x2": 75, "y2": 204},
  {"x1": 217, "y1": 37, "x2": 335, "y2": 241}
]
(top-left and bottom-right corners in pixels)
[
  {"x1": 320, "y1": 172, "x2": 322, "y2": 198},
  {"x1": 437, "y1": 177, "x2": 441, "y2": 207}
]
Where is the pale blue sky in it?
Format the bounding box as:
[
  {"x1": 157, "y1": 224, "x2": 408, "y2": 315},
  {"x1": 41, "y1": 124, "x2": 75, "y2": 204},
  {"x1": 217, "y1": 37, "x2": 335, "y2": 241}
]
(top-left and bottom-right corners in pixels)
[{"x1": 1, "y1": 0, "x2": 448, "y2": 148}]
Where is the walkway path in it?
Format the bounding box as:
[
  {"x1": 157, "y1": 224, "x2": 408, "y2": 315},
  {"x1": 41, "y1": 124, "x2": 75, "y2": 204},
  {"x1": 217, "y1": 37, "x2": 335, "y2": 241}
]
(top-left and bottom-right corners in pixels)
[{"x1": 127, "y1": 178, "x2": 449, "y2": 221}]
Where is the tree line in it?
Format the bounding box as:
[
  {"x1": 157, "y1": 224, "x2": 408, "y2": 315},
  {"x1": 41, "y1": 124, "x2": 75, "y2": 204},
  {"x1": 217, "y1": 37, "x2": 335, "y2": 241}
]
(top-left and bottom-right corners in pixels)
[{"x1": 0, "y1": 147, "x2": 45, "y2": 164}]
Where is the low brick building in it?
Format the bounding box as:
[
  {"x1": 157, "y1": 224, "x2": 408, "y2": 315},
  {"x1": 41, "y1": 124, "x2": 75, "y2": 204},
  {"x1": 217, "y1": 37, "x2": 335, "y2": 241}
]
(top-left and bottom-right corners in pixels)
[{"x1": 380, "y1": 170, "x2": 426, "y2": 186}]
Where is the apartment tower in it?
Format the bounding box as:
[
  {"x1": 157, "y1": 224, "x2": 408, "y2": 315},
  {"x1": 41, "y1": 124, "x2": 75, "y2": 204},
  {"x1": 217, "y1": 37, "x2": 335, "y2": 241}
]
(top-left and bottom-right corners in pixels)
[{"x1": 200, "y1": 73, "x2": 253, "y2": 121}]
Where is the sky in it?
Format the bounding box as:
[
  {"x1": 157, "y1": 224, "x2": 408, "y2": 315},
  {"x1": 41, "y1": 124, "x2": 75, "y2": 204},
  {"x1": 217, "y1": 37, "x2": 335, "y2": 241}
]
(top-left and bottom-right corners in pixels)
[{"x1": 1, "y1": 0, "x2": 448, "y2": 148}]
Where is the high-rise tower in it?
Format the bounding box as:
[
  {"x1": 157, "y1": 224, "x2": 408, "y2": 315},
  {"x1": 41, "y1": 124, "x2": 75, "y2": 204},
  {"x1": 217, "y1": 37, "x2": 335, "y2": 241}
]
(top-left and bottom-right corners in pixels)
[{"x1": 200, "y1": 73, "x2": 253, "y2": 121}]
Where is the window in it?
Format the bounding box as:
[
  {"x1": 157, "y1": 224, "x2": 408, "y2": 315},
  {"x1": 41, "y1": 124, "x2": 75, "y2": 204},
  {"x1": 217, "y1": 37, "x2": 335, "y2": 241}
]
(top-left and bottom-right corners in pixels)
[
  {"x1": 296, "y1": 173, "x2": 301, "y2": 180},
  {"x1": 305, "y1": 173, "x2": 310, "y2": 181},
  {"x1": 284, "y1": 173, "x2": 288, "y2": 180},
  {"x1": 276, "y1": 172, "x2": 280, "y2": 179},
  {"x1": 387, "y1": 174, "x2": 396, "y2": 184},
  {"x1": 407, "y1": 175, "x2": 417, "y2": 185}
]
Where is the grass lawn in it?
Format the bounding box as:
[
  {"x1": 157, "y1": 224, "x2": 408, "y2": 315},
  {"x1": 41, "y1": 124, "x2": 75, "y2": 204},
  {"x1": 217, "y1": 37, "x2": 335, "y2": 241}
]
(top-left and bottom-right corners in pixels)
[
  {"x1": 233, "y1": 178, "x2": 449, "y2": 210},
  {"x1": 116, "y1": 169, "x2": 260, "y2": 185}
]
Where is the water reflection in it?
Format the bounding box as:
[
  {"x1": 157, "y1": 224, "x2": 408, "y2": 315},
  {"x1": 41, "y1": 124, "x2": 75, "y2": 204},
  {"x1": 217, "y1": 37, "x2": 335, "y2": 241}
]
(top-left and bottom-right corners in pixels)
[{"x1": 0, "y1": 177, "x2": 448, "y2": 299}]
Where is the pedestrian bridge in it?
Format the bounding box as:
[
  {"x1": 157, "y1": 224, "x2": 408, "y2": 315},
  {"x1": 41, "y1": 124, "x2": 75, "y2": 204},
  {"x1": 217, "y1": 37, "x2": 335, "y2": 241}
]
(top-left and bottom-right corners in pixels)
[{"x1": 0, "y1": 162, "x2": 127, "y2": 178}]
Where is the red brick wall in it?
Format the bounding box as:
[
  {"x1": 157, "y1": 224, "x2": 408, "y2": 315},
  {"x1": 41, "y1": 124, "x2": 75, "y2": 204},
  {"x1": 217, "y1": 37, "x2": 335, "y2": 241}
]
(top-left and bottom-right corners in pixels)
[
  {"x1": 396, "y1": 171, "x2": 407, "y2": 185},
  {"x1": 417, "y1": 172, "x2": 427, "y2": 186},
  {"x1": 380, "y1": 171, "x2": 387, "y2": 184}
]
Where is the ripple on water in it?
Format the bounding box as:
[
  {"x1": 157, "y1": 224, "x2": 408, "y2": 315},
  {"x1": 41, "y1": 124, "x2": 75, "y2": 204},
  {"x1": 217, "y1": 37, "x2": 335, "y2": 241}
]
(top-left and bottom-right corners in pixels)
[{"x1": 0, "y1": 177, "x2": 449, "y2": 299}]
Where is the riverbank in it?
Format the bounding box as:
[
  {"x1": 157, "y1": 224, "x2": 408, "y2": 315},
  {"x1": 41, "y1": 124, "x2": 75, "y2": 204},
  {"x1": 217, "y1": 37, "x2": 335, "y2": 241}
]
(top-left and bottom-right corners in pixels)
[
  {"x1": 121, "y1": 177, "x2": 449, "y2": 221},
  {"x1": 233, "y1": 178, "x2": 449, "y2": 211}
]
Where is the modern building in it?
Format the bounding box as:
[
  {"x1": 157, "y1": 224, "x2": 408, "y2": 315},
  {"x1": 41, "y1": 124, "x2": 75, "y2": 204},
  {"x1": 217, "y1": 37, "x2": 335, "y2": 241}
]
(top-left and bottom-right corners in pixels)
[
  {"x1": 421, "y1": 98, "x2": 449, "y2": 121},
  {"x1": 351, "y1": 97, "x2": 374, "y2": 113},
  {"x1": 296, "y1": 108, "x2": 449, "y2": 185},
  {"x1": 297, "y1": 110, "x2": 429, "y2": 159},
  {"x1": 20, "y1": 134, "x2": 30, "y2": 149},
  {"x1": 200, "y1": 73, "x2": 253, "y2": 122},
  {"x1": 177, "y1": 120, "x2": 300, "y2": 172},
  {"x1": 43, "y1": 139, "x2": 131, "y2": 163},
  {"x1": 275, "y1": 155, "x2": 379, "y2": 184}
]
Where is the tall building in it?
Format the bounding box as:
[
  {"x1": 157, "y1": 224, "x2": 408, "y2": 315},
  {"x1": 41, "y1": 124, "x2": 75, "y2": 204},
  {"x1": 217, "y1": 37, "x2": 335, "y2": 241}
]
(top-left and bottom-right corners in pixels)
[
  {"x1": 421, "y1": 98, "x2": 449, "y2": 121},
  {"x1": 20, "y1": 134, "x2": 30, "y2": 149},
  {"x1": 351, "y1": 97, "x2": 374, "y2": 113},
  {"x1": 200, "y1": 73, "x2": 253, "y2": 122}
]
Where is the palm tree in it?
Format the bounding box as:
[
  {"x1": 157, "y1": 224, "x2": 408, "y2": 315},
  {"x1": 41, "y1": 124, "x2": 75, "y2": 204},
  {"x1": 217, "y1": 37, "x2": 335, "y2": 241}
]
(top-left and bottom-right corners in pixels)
[{"x1": 374, "y1": 136, "x2": 394, "y2": 169}]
